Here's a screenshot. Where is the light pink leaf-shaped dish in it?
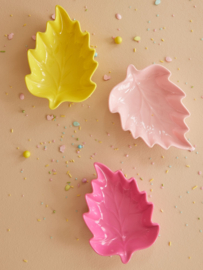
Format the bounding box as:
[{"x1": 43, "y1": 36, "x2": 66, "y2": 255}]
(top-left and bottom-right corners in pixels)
[
  {"x1": 109, "y1": 64, "x2": 194, "y2": 150},
  {"x1": 83, "y1": 163, "x2": 159, "y2": 264}
]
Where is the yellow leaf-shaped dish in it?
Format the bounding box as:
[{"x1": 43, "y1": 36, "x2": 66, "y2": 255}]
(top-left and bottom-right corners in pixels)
[{"x1": 25, "y1": 5, "x2": 98, "y2": 109}]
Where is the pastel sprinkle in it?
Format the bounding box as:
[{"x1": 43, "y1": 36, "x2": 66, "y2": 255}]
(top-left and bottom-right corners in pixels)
[
  {"x1": 73, "y1": 121, "x2": 80, "y2": 127},
  {"x1": 133, "y1": 36, "x2": 141, "y2": 42},
  {"x1": 115, "y1": 13, "x2": 122, "y2": 20},
  {"x1": 7, "y1": 33, "x2": 14, "y2": 40},
  {"x1": 155, "y1": 0, "x2": 161, "y2": 5},
  {"x1": 19, "y1": 93, "x2": 25, "y2": 100},
  {"x1": 165, "y1": 57, "x2": 172, "y2": 62}
]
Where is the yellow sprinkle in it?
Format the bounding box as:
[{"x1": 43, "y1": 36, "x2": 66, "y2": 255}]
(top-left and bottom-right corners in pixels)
[
  {"x1": 16, "y1": 147, "x2": 19, "y2": 149},
  {"x1": 37, "y1": 219, "x2": 41, "y2": 222},
  {"x1": 134, "y1": 9, "x2": 137, "y2": 11},
  {"x1": 150, "y1": 189, "x2": 153, "y2": 192},
  {"x1": 10, "y1": 129, "x2": 13, "y2": 133},
  {"x1": 77, "y1": 194, "x2": 81, "y2": 197},
  {"x1": 149, "y1": 179, "x2": 154, "y2": 182},
  {"x1": 78, "y1": 126, "x2": 81, "y2": 130},
  {"x1": 99, "y1": 141, "x2": 102, "y2": 143},
  {"x1": 163, "y1": 27, "x2": 166, "y2": 29},
  {"x1": 46, "y1": 205, "x2": 48, "y2": 207},
  {"x1": 28, "y1": 139, "x2": 31, "y2": 141},
  {"x1": 60, "y1": 115, "x2": 65, "y2": 117},
  {"x1": 61, "y1": 135, "x2": 64, "y2": 138},
  {"x1": 190, "y1": 20, "x2": 192, "y2": 22},
  {"x1": 134, "y1": 144, "x2": 137, "y2": 146},
  {"x1": 66, "y1": 219, "x2": 68, "y2": 222},
  {"x1": 177, "y1": 68, "x2": 180, "y2": 70},
  {"x1": 66, "y1": 161, "x2": 69, "y2": 164},
  {"x1": 32, "y1": 105, "x2": 35, "y2": 108},
  {"x1": 24, "y1": 177, "x2": 27, "y2": 180},
  {"x1": 53, "y1": 172, "x2": 57, "y2": 175},
  {"x1": 23, "y1": 260, "x2": 28, "y2": 263},
  {"x1": 160, "y1": 209, "x2": 164, "y2": 213},
  {"x1": 160, "y1": 60, "x2": 164, "y2": 63},
  {"x1": 76, "y1": 238, "x2": 79, "y2": 241},
  {"x1": 145, "y1": 47, "x2": 148, "y2": 50},
  {"x1": 161, "y1": 38, "x2": 164, "y2": 42},
  {"x1": 192, "y1": 185, "x2": 198, "y2": 190},
  {"x1": 45, "y1": 164, "x2": 49, "y2": 167},
  {"x1": 161, "y1": 156, "x2": 164, "y2": 158},
  {"x1": 4, "y1": 34, "x2": 7, "y2": 37},
  {"x1": 7, "y1": 229, "x2": 10, "y2": 232},
  {"x1": 28, "y1": 14, "x2": 31, "y2": 17},
  {"x1": 23, "y1": 23, "x2": 26, "y2": 27},
  {"x1": 48, "y1": 141, "x2": 51, "y2": 144},
  {"x1": 140, "y1": 177, "x2": 143, "y2": 181},
  {"x1": 74, "y1": 130, "x2": 77, "y2": 133},
  {"x1": 174, "y1": 57, "x2": 177, "y2": 59},
  {"x1": 133, "y1": 48, "x2": 136, "y2": 52},
  {"x1": 165, "y1": 170, "x2": 169, "y2": 173},
  {"x1": 191, "y1": 30, "x2": 193, "y2": 32},
  {"x1": 37, "y1": 158, "x2": 39, "y2": 160},
  {"x1": 5, "y1": 92, "x2": 8, "y2": 95},
  {"x1": 124, "y1": 174, "x2": 127, "y2": 177},
  {"x1": 78, "y1": 155, "x2": 81, "y2": 158},
  {"x1": 67, "y1": 171, "x2": 72, "y2": 178},
  {"x1": 40, "y1": 142, "x2": 43, "y2": 145},
  {"x1": 10, "y1": 14, "x2": 13, "y2": 17},
  {"x1": 150, "y1": 38, "x2": 154, "y2": 41},
  {"x1": 188, "y1": 256, "x2": 191, "y2": 259},
  {"x1": 70, "y1": 186, "x2": 74, "y2": 188},
  {"x1": 186, "y1": 165, "x2": 190, "y2": 168},
  {"x1": 193, "y1": 201, "x2": 195, "y2": 204},
  {"x1": 168, "y1": 241, "x2": 172, "y2": 246}
]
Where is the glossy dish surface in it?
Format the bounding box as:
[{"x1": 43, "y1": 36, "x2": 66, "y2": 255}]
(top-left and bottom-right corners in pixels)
[
  {"x1": 25, "y1": 5, "x2": 98, "y2": 110},
  {"x1": 109, "y1": 64, "x2": 194, "y2": 150},
  {"x1": 83, "y1": 163, "x2": 159, "y2": 264}
]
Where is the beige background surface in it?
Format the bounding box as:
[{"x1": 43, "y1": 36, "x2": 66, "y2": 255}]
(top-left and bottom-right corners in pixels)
[{"x1": 1, "y1": 0, "x2": 203, "y2": 269}]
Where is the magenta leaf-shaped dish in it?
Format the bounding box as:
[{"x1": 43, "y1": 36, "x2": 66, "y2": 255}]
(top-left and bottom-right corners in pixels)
[
  {"x1": 83, "y1": 163, "x2": 159, "y2": 264},
  {"x1": 109, "y1": 64, "x2": 194, "y2": 150}
]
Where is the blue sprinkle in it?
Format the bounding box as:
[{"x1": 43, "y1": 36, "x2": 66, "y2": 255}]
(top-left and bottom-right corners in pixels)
[
  {"x1": 180, "y1": 211, "x2": 182, "y2": 214},
  {"x1": 159, "y1": 28, "x2": 162, "y2": 30},
  {"x1": 156, "y1": 14, "x2": 159, "y2": 17},
  {"x1": 71, "y1": 143, "x2": 74, "y2": 146},
  {"x1": 147, "y1": 28, "x2": 150, "y2": 31},
  {"x1": 94, "y1": 52, "x2": 98, "y2": 57},
  {"x1": 64, "y1": 126, "x2": 67, "y2": 129},
  {"x1": 186, "y1": 224, "x2": 188, "y2": 226},
  {"x1": 56, "y1": 160, "x2": 59, "y2": 163},
  {"x1": 169, "y1": 165, "x2": 172, "y2": 168},
  {"x1": 201, "y1": 38, "x2": 203, "y2": 41},
  {"x1": 78, "y1": 144, "x2": 83, "y2": 149},
  {"x1": 43, "y1": 217, "x2": 46, "y2": 220},
  {"x1": 60, "y1": 139, "x2": 63, "y2": 141},
  {"x1": 73, "y1": 121, "x2": 80, "y2": 127},
  {"x1": 175, "y1": 206, "x2": 177, "y2": 208},
  {"x1": 50, "y1": 236, "x2": 53, "y2": 239},
  {"x1": 176, "y1": 156, "x2": 178, "y2": 159},
  {"x1": 153, "y1": 41, "x2": 156, "y2": 43},
  {"x1": 155, "y1": 0, "x2": 161, "y2": 5},
  {"x1": 62, "y1": 132, "x2": 65, "y2": 135},
  {"x1": 200, "y1": 230, "x2": 202, "y2": 233},
  {"x1": 196, "y1": 152, "x2": 198, "y2": 154},
  {"x1": 186, "y1": 191, "x2": 189, "y2": 194},
  {"x1": 148, "y1": 21, "x2": 151, "y2": 23},
  {"x1": 62, "y1": 156, "x2": 65, "y2": 158}
]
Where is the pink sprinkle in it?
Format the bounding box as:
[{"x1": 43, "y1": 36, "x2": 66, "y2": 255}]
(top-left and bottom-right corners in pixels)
[
  {"x1": 92, "y1": 33, "x2": 95, "y2": 35},
  {"x1": 82, "y1": 142, "x2": 86, "y2": 145},
  {"x1": 76, "y1": 150, "x2": 80, "y2": 154},
  {"x1": 52, "y1": 169, "x2": 56, "y2": 172},
  {"x1": 153, "y1": 29, "x2": 157, "y2": 32},
  {"x1": 194, "y1": 5, "x2": 197, "y2": 8},
  {"x1": 117, "y1": 28, "x2": 120, "y2": 31},
  {"x1": 77, "y1": 184, "x2": 80, "y2": 187},
  {"x1": 43, "y1": 142, "x2": 46, "y2": 144},
  {"x1": 189, "y1": 58, "x2": 191, "y2": 60},
  {"x1": 25, "y1": 114, "x2": 28, "y2": 116},
  {"x1": 198, "y1": 171, "x2": 202, "y2": 175},
  {"x1": 7, "y1": 33, "x2": 14, "y2": 40},
  {"x1": 107, "y1": 133, "x2": 110, "y2": 136},
  {"x1": 93, "y1": 153, "x2": 96, "y2": 155},
  {"x1": 90, "y1": 134, "x2": 92, "y2": 137},
  {"x1": 57, "y1": 124, "x2": 60, "y2": 126},
  {"x1": 165, "y1": 56, "x2": 172, "y2": 62},
  {"x1": 32, "y1": 35, "x2": 36, "y2": 41},
  {"x1": 51, "y1": 159, "x2": 54, "y2": 162},
  {"x1": 84, "y1": 6, "x2": 87, "y2": 8},
  {"x1": 51, "y1": 13, "x2": 55, "y2": 20},
  {"x1": 201, "y1": 96, "x2": 203, "y2": 99},
  {"x1": 88, "y1": 105, "x2": 90, "y2": 108},
  {"x1": 19, "y1": 93, "x2": 25, "y2": 100},
  {"x1": 125, "y1": 154, "x2": 129, "y2": 157},
  {"x1": 22, "y1": 195, "x2": 25, "y2": 197},
  {"x1": 82, "y1": 178, "x2": 87, "y2": 183},
  {"x1": 52, "y1": 140, "x2": 55, "y2": 143},
  {"x1": 128, "y1": 145, "x2": 132, "y2": 148},
  {"x1": 36, "y1": 145, "x2": 40, "y2": 148},
  {"x1": 149, "y1": 195, "x2": 152, "y2": 198},
  {"x1": 47, "y1": 115, "x2": 54, "y2": 121},
  {"x1": 59, "y1": 145, "x2": 66, "y2": 153},
  {"x1": 200, "y1": 187, "x2": 203, "y2": 190},
  {"x1": 133, "y1": 167, "x2": 136, "y2": 169},
  {"x1": 103, "y1": 74, "x2": 111, "y2": 81},
  {"x1": 44, "y1": 147, "x2": 47, "y2": 151},
  {"x1": 151, "y1": 162, "x2": 155, "y2": 165},
  {"x1": 115, "y1": 13, "x2": 122, "y2": 20},
  {"x1": 172, "y1": 14, "x2": 175, "y2": 17},
  {"x1": 49, "y1": 178, "x2": 52, "y2": 181},
  {"x1": 161, "y1": 186, "x2": 164, "y2": 189}
]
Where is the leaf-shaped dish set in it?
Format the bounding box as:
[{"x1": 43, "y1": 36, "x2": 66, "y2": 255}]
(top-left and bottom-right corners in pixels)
[
  {"x1": 83, "y1": 163, "x2": 159, "y2": 264},
  {"x1": 109, "y1": 64, "x2": 194, "y2": 150},
  {"x1": 25, "y1": 5, "x2": 98, "y2": 109}
]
